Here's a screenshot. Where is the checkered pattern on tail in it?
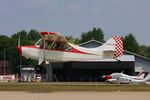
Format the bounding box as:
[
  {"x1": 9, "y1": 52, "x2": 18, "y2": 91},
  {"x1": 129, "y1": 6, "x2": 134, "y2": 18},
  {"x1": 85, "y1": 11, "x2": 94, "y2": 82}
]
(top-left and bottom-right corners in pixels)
[{"x1": 112, "y1": 36, "x2": 123, "y2": 58}]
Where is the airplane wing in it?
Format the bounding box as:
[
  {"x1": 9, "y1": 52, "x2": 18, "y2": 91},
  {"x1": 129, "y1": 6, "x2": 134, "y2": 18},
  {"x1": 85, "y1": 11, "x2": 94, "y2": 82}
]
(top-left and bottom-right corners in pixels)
[
  {"x1": 40, "y1": 32, "x2": 67, "y2": 42},
  {"x1": 36, "y1": 32, "x2": 68, "y2": 65}
]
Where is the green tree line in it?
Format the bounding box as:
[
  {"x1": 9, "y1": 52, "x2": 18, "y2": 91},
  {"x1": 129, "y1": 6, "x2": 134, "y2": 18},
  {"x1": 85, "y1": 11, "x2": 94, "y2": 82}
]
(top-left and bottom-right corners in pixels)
[
  {"x1": 0, "y1": 28, "x2": 149, "y2": 74},
  {"x1": 0, "y1": 29, "x2": 40, "y2": 73}
]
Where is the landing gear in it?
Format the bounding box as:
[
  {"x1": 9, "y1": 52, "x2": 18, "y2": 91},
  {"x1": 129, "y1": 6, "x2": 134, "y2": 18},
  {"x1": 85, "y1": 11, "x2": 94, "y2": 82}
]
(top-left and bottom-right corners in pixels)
[{"x1": 35, "y1": 65, "x2": 42, "y2": 73}]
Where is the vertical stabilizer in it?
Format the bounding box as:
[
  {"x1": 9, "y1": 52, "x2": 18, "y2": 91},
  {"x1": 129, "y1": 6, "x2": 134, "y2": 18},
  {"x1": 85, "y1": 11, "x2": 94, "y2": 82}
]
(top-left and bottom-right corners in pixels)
[
  {"x1": 95, "y1": 36, "x2": 123, "y2": 58},
  {"x1": 137, "y1": 70, "x2": 145, "y2": 79},
  {"x1": 112, "y1": 36, "x2": 123, "y2": 58}
]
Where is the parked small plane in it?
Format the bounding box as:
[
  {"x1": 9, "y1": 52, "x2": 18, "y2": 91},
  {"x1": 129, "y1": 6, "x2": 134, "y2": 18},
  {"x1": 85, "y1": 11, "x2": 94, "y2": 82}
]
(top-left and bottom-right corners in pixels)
[
  {"x1": 103, "y1": 70, "x2": 150, "y2": 84},
  {"x1": 17, "y1": 32, "x2": 123, "y2": 65}
]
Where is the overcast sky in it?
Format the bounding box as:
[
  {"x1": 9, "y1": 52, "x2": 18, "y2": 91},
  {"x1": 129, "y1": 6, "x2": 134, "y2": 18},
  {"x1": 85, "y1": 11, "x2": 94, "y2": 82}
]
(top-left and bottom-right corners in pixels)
[{"x1": 0, "y1": 0, "x2": 150, "y2": 45}]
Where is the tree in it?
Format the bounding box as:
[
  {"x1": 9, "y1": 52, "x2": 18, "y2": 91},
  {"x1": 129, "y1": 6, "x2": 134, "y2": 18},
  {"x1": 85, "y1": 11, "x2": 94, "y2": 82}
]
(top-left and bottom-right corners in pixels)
[
  {"x1": 11, "y1": 30, "x2": 30, "y2": 46},
  {"x1": 0, "y1": 30, "x2": 40, "y2": 74},
  {"x1": 80, "y1": 27, "x2": 104, "y2": 43},
  {"x1": 123, "y1": 33, "x2": 139, "y2": 53},
  {"x1": 147, "y1": 46, "x2": 150, "y2": 58},
  {"x1": 28, "y1": 29, "x2": 40, "y2": 44},
  {"x1": 0, "y1": 35, "x2": 11, "y2": 59},
  {"x1": 9, "y1": 30, "x2": 39, "y2": 73},
  {"x1": 139, "y1": 45, "x2": 147, "y2": 57},
  {"x1": 0, "y1": 35, "x2": 11, "y2": 50},
  {"x1": 0, "y1": 35, "x2": 19, "y2": 73},
  {"x1": 138, "y1": 45, "x2": 150, "y2": 58},
  {"x1": 66, "y1": 36, "x2": 80, "y2": 44}
]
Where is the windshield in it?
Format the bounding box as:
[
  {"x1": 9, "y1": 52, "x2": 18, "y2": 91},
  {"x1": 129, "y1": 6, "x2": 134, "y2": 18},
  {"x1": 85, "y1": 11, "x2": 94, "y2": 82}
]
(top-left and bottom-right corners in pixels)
[
  {"x1": 35, "y1": 39, "x2": 72, "y2": 51},
  {"x1": 111, "y1": 73, "x2": 122, "y2": 79},
  {"x1": 35, "y1": 39, "x2": 42, "y2": 47}
]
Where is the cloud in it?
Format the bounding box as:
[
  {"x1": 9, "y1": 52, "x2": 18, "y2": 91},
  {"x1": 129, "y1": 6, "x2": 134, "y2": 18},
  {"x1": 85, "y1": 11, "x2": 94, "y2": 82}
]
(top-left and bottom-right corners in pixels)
[
  {"x1": 0, "y1": 0, "x2": 56, "y2": 14},
  {"x1": 90, "y1": 6, "x2": 101, "y2": 15},
  {"x1": 67, "y1": 3, "x2": 81, "y2": 12}
]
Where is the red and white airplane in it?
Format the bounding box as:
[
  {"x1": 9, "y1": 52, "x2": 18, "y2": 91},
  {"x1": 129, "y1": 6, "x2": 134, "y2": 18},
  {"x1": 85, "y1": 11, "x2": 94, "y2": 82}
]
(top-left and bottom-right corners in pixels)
[
  {"x1": 17, "y1": 32, "x2": 123, "y2": 65},
  {"x1": 103, "y1": 70, "x2": 150, "y2": 84}
]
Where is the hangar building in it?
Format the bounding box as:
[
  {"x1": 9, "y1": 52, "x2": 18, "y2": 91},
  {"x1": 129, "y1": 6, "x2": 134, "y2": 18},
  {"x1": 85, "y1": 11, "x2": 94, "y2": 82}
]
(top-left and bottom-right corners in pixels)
[{"x1": 48, "y1": 40, "x2": 142, "y2": 82}]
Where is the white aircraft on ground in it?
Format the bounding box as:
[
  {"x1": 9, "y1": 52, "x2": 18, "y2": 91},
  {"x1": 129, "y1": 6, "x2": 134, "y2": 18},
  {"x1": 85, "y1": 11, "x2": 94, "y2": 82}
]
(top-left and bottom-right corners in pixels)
[
  {"x1": 17, "y1": 32, "x2": 123, "y2": 65},
  {"x1": 103, "y1": 70, "x2": 150, "y2": 84}
]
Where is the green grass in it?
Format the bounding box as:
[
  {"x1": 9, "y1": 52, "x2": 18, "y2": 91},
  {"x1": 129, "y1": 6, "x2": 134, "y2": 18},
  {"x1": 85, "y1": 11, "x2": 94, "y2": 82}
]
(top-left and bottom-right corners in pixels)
[{"x1": 0, "y1": 82, "x2": 150, "y2": 92}]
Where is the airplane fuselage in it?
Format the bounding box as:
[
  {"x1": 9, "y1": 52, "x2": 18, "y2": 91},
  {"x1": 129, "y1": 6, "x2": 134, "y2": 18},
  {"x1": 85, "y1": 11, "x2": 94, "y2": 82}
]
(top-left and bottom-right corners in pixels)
[{"x1": 19, "y1": 46, "x2": 104, "y2": 62}]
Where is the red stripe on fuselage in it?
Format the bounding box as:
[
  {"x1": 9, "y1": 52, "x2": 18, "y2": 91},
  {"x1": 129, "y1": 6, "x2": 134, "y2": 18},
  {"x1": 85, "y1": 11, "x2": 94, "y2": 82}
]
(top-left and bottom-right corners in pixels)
[{"x1": 132, "y1": 78, "x2": 143, "y2": 80}]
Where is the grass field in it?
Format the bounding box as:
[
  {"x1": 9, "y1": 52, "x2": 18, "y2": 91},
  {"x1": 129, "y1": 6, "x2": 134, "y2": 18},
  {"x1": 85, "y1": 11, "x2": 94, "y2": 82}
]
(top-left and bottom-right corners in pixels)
[{"x1": 0, "y1": 82, "x2": 150, "y2": 92}]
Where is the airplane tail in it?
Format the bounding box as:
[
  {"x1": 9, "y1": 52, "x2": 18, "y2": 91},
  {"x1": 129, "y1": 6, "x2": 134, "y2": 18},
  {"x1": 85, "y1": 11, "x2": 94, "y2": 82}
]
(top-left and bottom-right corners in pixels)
[
  {"x1": 98, "y1": 36, "x2": 123, "y2": 58},
  {"x1": 113, "y1": 36, "x2": 123, "y2": 58},
  {"x1": 137, "y1": 70, "x2": 145, "y2": 79},
  {"x1": 144, "y1": 74, "x2": 150, "y2": 81},
  {"x1": 141, "y1": 73, "x2": 150, "y2": 84}
]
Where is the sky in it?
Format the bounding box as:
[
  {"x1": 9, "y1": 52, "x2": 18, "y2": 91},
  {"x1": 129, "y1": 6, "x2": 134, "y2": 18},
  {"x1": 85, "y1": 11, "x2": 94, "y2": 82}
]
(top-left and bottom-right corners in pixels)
[{"x1": 0, "y1": 0, "x2": 150, "y2": 45}]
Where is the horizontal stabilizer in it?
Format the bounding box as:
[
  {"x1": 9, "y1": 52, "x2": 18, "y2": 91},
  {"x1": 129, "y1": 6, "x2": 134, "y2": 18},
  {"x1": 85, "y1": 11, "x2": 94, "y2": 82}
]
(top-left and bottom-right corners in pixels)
[{"x1": 103, "y1": 51, "x2": 114, "y2": 58}]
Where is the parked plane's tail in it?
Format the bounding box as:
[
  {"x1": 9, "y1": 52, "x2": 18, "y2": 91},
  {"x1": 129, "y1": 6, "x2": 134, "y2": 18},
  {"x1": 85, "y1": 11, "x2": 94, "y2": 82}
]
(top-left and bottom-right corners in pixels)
[
  {"x1": 137, "y1": 70, "x2": 146, "y2": 79},
  {"x1": 144, "y1": 74, "x2": 150, "y2": 82}
]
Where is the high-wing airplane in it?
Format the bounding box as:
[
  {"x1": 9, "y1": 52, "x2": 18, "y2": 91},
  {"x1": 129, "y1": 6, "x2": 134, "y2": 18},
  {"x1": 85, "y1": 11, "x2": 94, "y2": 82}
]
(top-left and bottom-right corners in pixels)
[
  {"x1": 103, "y1": 70, "x2": 150, "y2": 84},
  {"x1": 17, "y1": 32, "x2": 123, "y2": 65}
]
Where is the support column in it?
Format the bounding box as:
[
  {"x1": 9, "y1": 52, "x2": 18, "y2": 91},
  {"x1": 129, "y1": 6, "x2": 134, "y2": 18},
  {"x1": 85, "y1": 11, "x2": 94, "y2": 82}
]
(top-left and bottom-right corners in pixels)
[{"x1": 46, "y1": 62, "x2": 53, "y2": 82}]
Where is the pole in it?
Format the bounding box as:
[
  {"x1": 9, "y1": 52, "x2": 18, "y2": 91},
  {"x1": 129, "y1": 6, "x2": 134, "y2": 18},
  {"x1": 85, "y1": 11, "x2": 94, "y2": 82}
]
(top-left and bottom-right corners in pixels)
[
  {"x1": 46, "y1": 62, "x2": 53, "y2": 82},
  {"x1": 18, "y1": 34, "x2": 20, "y2": 46},
  {"x1": 18, "y1": 34, "x2": 22, "y2": 68},
  {"x1": 18, "y1": 34, "x2": 22, "y2": 78}
]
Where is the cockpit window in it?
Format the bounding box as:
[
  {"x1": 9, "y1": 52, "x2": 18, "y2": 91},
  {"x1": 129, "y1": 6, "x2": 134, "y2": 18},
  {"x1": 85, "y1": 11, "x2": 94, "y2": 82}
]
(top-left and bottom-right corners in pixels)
[
  {"x1": 35, "y1": 39, "x2": 43, "y2": 47},
  {"x1": 111, "y1": 73, "x2": 122, "y2": 79},
  {"x1": 35, "y1": 39, "x2": 72, "y2": 51}
]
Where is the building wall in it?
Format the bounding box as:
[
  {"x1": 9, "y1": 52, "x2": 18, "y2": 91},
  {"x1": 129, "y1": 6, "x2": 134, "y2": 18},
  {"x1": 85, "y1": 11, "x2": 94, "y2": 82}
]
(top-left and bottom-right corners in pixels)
[
  {"x1": 52, "y1": 61, "x2": 134, "y2": 81},
  {"x1": 124, "y1": 52, "x2": 150, "y2": 73},
  {"x1": 135, "y1": 56, "x2": 150, "y2": 73}
]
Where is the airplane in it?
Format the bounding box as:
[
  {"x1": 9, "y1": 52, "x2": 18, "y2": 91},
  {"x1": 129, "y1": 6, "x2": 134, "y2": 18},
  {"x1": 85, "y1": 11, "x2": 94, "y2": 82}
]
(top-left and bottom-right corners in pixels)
[
  {"x1": 102, "y1": 70, "x2": 150, "y2": 84},
  {"x1": 17, "y1": 31, "x2": 123, "y2": 65}
]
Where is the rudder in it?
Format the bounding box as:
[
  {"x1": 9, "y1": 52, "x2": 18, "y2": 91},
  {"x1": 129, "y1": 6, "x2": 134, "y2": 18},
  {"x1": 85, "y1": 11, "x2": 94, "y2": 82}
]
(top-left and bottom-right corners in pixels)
[{"x1": 112, "y1": 36, "x2": 123, "y2": 58}]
